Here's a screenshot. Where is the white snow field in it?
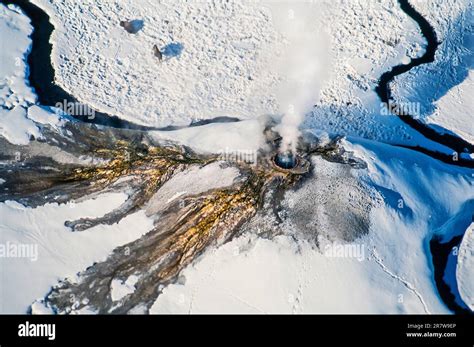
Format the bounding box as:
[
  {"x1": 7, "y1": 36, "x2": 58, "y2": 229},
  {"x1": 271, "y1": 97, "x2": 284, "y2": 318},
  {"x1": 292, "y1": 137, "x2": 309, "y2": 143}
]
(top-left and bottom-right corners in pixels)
[
  {"x1": 0, "y1": 106, "x2": 40, "y2": 145},
  {"x1": 29, "y1": 0, "x2": 462, "y2": 154},
  {"x1": 0, "y1": 4, "x2": 69, "y2": 145},
  {"x1": 0, "y1": 4, "x2": 38, "y2": 145},
  {"x1": 0, "y1": 3, "x2": 154, "y2": 313},
  {"x1": 32, "y1": 0, "x2": 284, "y2": 127},
  {"x1": 151, "y1": 138, "x2": 474, "y2": 314},
  {"x1": 0, "y1": 0, "x2": 472, "y2": 314},
  {"x1": 428, "y1": 71, "x2": 474, "y2": 144},
  {"x1": 457, "y1": 222, "x2": 474, "y2": 311},
  {"x1": 0, "y1": 193, "x2": 154, "y2": 313},
  {"x1": 393, "y1": 0, "x2": 474, "y2": 142},
  {"x1": 151, "y1": 118, "x2": 266, "y2": 154},
  {"x1": 145, "y1": 162, "x2": 241, "y2": 216},
  {"x1": 110, "y1": 275, "x2": 139, "y2": 303},
  {"x1": 0, "y1": 4, "x2": 36, "y2": 109}
]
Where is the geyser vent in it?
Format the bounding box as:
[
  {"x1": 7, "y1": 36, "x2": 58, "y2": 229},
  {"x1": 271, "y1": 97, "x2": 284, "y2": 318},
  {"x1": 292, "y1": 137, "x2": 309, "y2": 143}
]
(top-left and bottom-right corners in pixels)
[{"x1": 274, "y1": 152, "x2": 297, "y2": 170}]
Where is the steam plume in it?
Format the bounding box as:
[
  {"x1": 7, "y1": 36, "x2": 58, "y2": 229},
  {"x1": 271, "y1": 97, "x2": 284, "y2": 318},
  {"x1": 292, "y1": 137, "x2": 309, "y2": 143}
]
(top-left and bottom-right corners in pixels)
[{"x1": 266, "y1": 2, "x2": 329, "y2": 154}]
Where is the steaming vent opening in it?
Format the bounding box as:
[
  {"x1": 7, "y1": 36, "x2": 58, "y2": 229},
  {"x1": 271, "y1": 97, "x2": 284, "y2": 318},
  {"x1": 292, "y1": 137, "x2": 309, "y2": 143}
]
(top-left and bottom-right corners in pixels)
[{"x1": 274, "y1": 152, "x2": 297, "y2": 170}]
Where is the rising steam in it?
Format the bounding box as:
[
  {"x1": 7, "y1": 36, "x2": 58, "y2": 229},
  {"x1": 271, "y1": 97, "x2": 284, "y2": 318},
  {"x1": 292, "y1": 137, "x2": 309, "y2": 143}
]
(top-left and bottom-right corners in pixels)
[{"x1": 266, "y1": 2, "x2": 330, "y2": 154}]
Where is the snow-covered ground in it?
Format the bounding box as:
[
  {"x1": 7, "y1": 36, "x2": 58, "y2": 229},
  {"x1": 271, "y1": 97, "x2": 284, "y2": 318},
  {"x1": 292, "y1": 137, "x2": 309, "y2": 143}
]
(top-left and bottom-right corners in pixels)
[
  {"x1": 393, "y1": 0, "x2": 474, "y2": 142},
  {"x1": 151, "y1": 138, "x2": 474, "y2": 314},
  {"x1": 0, "y1": 4, "x2": 69, "y2": 146},
  {"x1": 428, "y1": 71, "x2": 474, "y2": 144},
  {"x1": 304, "y1": 0, "x2": 427, "y2": 144},
  {"x1": 2, "y1": 0, "x2": 469, "y2": 155},
  {"x1": 457, "y1": 222, "x2": 474, "y2": 311},
  {"x1": 32, "y1": 0, "x2": 284, "y2": 127},
  {"x1": 0, "y1": 4, "x2": 39, "y2": 145},
  {"x1": 0, "y1": 106, "x2": 40, "y2": 145},
  {"x1": 151, "y1": 234, "x2": 425, "y2": 314},
  {"x1": 110, "y1": 275, "x2": 139, "y2": 303},
  {"x1": 0, "y1": 7, "x2": 156, "y2": 313},
  {"x1": 145, "y1": 162, "x2": 240, "y2": 216},
  {"x1": 151, "y1": 118, "x2": 266, "y2": 154},
  {"x1": 0, "y1": 0, "x2": 472, "y2": 314},
  {"x1": 0, "y1": 4, "x2": 36, "y2": 109},
  {"x1": 0, "y1": 193, "x2": 154, "y2": 313},
  {"x1": 29, "y1": 0, "x2": 461, "y2": 154}
]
